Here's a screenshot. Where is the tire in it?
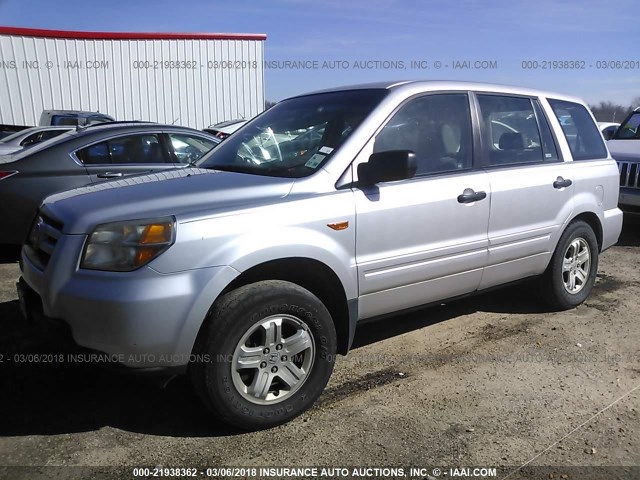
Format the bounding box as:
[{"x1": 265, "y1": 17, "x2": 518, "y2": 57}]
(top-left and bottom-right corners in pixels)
[
  {"x1": 540, "y1": 220, "x2": 599, "y2": 311},
  {"x1": 190, "y1": 280, "x2": 337, "y2": 430}
]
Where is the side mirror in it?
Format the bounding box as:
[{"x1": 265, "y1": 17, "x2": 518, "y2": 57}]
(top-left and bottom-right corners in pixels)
[
  {"x1": 357, "y1": 150, "x2": 417, "y2": 185},
  {"x1": 602, "y1": 129, "x2": 615, "y2": 141}
]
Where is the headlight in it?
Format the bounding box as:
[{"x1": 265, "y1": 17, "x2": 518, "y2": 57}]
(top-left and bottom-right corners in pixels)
[{"x1": 81, "y1": 217, "x2": 175, "y2": 272}]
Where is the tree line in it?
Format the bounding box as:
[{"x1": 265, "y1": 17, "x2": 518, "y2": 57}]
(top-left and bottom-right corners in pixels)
[{"x1": 589, "y1": 97, "x2": 640, "y2": 123}]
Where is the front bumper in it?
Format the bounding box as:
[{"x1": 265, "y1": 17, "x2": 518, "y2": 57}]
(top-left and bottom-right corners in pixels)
[{"x1": 19, "y1": 233, "x2": 239, "y2": 369}]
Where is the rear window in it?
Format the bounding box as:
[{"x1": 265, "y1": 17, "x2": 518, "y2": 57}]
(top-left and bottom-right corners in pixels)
[{"x1": 548, "y1": 99, "x2": 607, "y2": 161}]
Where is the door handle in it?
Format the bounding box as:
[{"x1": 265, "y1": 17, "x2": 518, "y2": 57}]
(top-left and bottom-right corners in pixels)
[
  {"x1": 553, "y1": 176, "x2": 572, "y2": 189},
  {"x1": 97, "y1": 172, "x2": 124, "y2": 179},
  {"x1": 457, "y1": 188, "x2": 487, "y2": 204}
]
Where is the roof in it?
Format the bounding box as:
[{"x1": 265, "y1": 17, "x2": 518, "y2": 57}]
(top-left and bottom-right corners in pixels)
[
  {"x1": 0, "y1": 26, "x2": 267, "y2": 41},
  {"x1": 298, "y1": 80, "x2": 585, "y2": 104}
]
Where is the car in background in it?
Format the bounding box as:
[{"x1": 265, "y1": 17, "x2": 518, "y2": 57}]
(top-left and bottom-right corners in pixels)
[
  {"x1": 203, "y1": 118, "x2": 248, "y2": 140},
  {"x1": 598, "y1": 122, "x2": 620, "y2": 140},
  {"x1": 0, "y1": 126, "x2": 74, "y2": 155},
  {"x1": 606, "y1": 107, "x2": 640, "y2": 213},
  {"x1": 0, "y1": 123, "x2": 219, "y2": 245},
  {"x1": 39, "y1": 110, "x2": 116, "y2": 126}
]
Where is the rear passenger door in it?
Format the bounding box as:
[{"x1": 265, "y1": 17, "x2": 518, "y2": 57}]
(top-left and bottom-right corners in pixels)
[
  {"x1": 475, "y1": 93, "x2": 574, "y2": 289},
  {"x1": 74, "y1": 133, "x2": 177, "y2": 182},
  {"x1": 354, "y1": 92, "x2": 491, "y2": 319}
]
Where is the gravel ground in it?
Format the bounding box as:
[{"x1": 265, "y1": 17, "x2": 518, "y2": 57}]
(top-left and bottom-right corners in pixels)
[{"x1": 0, "y1": 218, "x2": 638, "y2": 480}]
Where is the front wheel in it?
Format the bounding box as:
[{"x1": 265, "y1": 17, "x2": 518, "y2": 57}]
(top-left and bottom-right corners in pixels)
[
  {"x1": 190, "y1": 280, "x2": 337, "y2": 430},
  {"x1": 540, "y1": 220, "x2": 599, "y2": 310}
]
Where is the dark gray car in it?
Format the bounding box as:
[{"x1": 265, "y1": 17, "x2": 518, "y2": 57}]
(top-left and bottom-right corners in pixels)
[{"x1": 0, "y1": 122, "x2": 219, "y2": 245}]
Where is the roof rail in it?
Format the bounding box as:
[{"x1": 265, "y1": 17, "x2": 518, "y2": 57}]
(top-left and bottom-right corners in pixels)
[{"x1": 84, "y1": 120, "x2": 158, "y2": 128}]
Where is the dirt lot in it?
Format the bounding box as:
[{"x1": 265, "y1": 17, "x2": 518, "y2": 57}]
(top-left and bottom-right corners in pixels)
[{"x1": 0, "y1": 218, "x2": 639, "y2": 480}]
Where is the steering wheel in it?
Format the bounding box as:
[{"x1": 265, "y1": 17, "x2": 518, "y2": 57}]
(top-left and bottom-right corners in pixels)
[
  {"x1": 264, "y1": 129, "x2": 282, "y2": 162},
  {"x1": 238, "y1": 142, "x2": 259, "y2": 165}
]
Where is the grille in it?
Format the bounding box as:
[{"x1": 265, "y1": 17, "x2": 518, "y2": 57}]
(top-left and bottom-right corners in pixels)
[
  {"x1": 618, "y1": 161, "x2": 640, "y2": 189},
  {"x1": 27, "y1": 213, "x2": 63, "y2": 269}
]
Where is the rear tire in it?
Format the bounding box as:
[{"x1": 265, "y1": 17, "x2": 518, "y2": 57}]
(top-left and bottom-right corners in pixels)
[
  {"x1": 540, "y1": 220, "x2": 598, "y2": 311},
  {"x1": 190, "y1": 280, "x2": 336, "y2": 430}
]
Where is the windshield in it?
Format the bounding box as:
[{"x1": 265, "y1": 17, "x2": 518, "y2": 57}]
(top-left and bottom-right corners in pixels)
[
  {"x1": 197, "y1": 89, "x2": 388, "y2": 177},
  {"x1": 613, "y1": 112, "x2": 640, "y2": 139}
]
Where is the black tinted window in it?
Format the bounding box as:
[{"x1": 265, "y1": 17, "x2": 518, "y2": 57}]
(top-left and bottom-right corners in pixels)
[
  {"x1": 19, "y1": 132, "x2": 42, "y2": 147},
  {"x1": 548, "y1": 99, "x2": 607, "y2": 160},
  {"x1": 51, "y1": 116, "x2": 79, "y2": 126},
  {"x1": 477, "y1": 95, "x2": 544, "y2": 166},
  {"x1": 38, "y1": 130, "x2": 67, "y2": 142},
  {"x1": 374, "y1": 93, "x2": 472, "y2": 175},
  {"x1": 77, "y1": 134, "x2": 165, "y2": 165}
]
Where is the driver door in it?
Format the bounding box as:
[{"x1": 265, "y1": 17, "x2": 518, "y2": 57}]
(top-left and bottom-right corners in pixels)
[{"x1": 354, "y1": 92, "x2": 491, "y2": 319}]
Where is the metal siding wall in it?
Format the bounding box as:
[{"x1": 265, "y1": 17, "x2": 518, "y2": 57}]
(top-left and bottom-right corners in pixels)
[{"x1": 0, "y1": 34, "x2": 265, "y2": 128}]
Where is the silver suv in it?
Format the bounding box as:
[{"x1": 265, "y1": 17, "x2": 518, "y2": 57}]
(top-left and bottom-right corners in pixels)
[{"x1": 18, "y1": 81, "x2": 622, "y2": 430}]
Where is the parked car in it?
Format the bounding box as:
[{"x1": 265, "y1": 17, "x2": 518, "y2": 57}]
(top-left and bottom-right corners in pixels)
[
  {"x1": 39, "y1": 109, "x2": 115, "y2": 126},
  {"x1": 203, "y1": 118, "x2": 248, "y2": 140},
  {"x1": 18, "y1": 81, "x2": 622, "y2": 430},
  {"x1": 0, "y1": 126, "x2": 74, "y2": 155},
  {"x1": 597, "y1": 122, "x2": 620, "y2": 140},
  {"x1": 0, "y1": 122, "x2": 219, "y2": 245},
  {"x1": 606, "y1": 107, "x2": 640, "y2": 213}
]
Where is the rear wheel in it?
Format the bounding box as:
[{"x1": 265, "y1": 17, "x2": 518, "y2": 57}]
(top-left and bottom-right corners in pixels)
[
  {"x1": 540, "y1": 220, "x2": 599, "y2": 310},
  {"x1": 190, "y1": 280, "x2": 336, "y2": 430}
]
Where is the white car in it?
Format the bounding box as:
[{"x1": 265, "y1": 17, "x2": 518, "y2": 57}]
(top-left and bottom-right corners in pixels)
[
  {"x1": 597, "y1": 122, "x2": 620, "y2": 140},
  {"x1": 0, "y1": 126, "x2": 74, "y2": 155},
  {"x1": 203, "y1": 119, "x2": 248, "y2": 140}
]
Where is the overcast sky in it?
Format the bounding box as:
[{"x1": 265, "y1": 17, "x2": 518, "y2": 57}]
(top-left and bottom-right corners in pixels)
[{"x1": 0, "y1": 0, "x2": 638, "y2": 105}]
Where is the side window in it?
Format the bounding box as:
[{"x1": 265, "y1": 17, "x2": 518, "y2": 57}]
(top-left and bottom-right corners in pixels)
[
  {"x1": 548, "y1": 99, "x2": 608, "y2": 160},
  {"x1": 51, "y1": 116, "x2": 78, "y2": 126},
  {"x1": 168, "y1": 133, "x2": 218, "y2": 164},
  {"x1": 374, "y1": 93, "x2": 472, "y2": 175},
  {"x1": 477, "y1": 95, "x2": 544, "y2": 166},
  {"x1": 20, "y1": 132, "x2": 43, "y2": 147},
  {"x1": 77, "y1": 134, "x2": 165, "y2": 165},
  {"x1": 38, "y1": 130, "x2": 67, "y2": 142}
]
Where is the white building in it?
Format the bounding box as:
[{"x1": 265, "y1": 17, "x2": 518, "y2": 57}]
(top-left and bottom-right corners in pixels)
[{"x1": 0, "y1": 26, "x2": 266, "y2": 129}]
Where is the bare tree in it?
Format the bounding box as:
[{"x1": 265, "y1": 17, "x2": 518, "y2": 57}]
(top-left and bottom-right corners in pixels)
[{"x1": 589, "y1": 101, "x2": 635, "y2": 123}]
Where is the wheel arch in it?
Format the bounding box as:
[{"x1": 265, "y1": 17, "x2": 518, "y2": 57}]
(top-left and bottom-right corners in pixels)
[
  {"x1": 193, "y1": 257, "x2": 355, "y2": 357},
  {"x1": 569, "y1": 211, "x2": 603, "y2": 252}
]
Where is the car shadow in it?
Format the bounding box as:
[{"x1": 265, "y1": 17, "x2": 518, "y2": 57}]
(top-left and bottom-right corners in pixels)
[
  {"x1": 0, "y1": 278, "x2": 553, "y2": 438},
  {"x1": 617, "y1": 215, "x2": 640, "y2": 247},
  {"x1": 0, "y1": 245, "x2": 20, "y2": 264},
  {"x1": 0, "y1": 299, "x2": 242, "y2": 438},
  {"x1": 351, "y1": 281, "x2": 546, "y2": 349}
]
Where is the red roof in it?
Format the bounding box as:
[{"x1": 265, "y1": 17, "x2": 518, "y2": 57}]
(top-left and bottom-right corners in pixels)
[{"x1": 0, "y1": 26, "x2": 266, "y2": 41}]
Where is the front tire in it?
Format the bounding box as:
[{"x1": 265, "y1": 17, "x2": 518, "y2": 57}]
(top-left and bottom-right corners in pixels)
[
  {"x1": 191, "y1": 280, "x2": 336, "y2": 430},
  {"x1": 540, "y1": 220, "x2": 599, "y2": 310}
]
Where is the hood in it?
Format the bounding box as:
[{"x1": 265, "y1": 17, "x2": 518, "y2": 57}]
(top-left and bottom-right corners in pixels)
[
  {"x1": 42, "y1": 167, "x2": 295, "y2": 234},
  {"x1": 607, "y1": 140, "x2": 640, "y2": 161}
]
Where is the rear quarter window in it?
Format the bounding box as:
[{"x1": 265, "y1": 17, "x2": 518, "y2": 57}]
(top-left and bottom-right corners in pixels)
[{"x1": 548, "y1": 99, "x2": 608, "y2": 161}]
